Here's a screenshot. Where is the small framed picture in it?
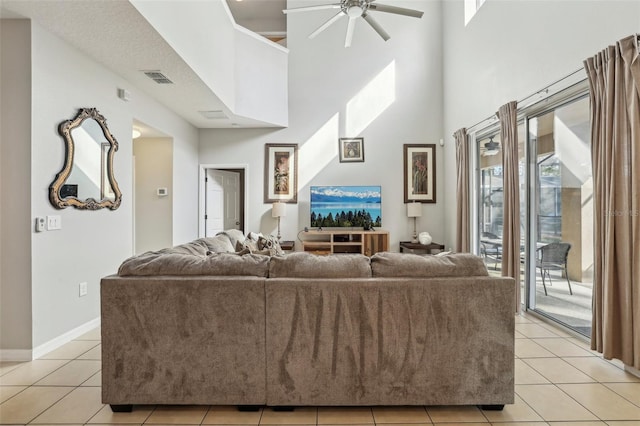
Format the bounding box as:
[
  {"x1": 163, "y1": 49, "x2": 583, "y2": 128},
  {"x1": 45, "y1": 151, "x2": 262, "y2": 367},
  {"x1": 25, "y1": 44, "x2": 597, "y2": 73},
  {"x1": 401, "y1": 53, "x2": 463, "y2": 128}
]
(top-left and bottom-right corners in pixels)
[
  {"x1": 264, "y1": 143, "x2": 298, "y2": 203},
  {"x1": 404, "y1": 144, "x2": 436, "y2": 203},
  {"x1": 339, "y1": 138, "x2": 364, "y2": 163}
]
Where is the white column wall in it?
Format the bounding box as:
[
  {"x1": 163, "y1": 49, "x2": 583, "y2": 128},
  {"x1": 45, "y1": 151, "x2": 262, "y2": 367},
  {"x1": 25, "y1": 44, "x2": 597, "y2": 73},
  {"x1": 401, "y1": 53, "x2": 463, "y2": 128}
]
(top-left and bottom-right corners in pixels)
[{"x1": 0, "y1": 19, "x2": 33, "y2": 355}]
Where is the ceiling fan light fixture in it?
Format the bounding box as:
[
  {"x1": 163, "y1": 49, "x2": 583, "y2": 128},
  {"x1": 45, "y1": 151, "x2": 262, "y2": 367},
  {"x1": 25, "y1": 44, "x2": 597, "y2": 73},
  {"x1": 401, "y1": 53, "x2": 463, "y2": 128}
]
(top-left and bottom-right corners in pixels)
[{"x1": 347, "y1": 6, "x2": 363, "y2": 17}]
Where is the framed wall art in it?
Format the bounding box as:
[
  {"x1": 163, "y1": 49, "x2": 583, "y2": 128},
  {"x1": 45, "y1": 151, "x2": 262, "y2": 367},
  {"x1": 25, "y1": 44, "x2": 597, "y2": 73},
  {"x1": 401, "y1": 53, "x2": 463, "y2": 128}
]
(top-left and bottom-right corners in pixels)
[
  {"x1": 404, "y1": 144, "x2": 436, "y2": 203},
  {"x1": 339, "y1": 137, "x2": 364, "y2": 163},
  {"x1": 264, "y1": 143, "x2": 298, "y2": 203}
]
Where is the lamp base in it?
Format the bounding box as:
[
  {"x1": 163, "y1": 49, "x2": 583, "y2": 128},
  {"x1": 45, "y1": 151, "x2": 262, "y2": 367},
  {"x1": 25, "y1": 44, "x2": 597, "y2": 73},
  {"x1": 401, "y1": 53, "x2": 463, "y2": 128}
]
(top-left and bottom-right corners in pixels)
[{"x1": 411, "y1": 237, "x2": 419, "y2": 244}]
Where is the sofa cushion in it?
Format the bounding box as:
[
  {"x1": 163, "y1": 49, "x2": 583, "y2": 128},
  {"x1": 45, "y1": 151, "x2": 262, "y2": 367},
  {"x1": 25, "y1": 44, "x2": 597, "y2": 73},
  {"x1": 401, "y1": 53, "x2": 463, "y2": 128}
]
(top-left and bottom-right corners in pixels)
[
  {"x1": 269, "y1": 252, "x2": 371, "y2": 278},
  {"x1": 194, "y1": 235, "x2": 235, "y2": 253},
  {"x1": 216, "y1": 229, "x2": 246, "y2": 250},
  {"x1": 118, "y1": 252, "x2": 270, "y2": 277},
  {"x1": 163, "y1": 241, "x2": 209, "y2": 256},
  {"x1": 371, "y1": 252, "x2": 488, "y2": 277}
]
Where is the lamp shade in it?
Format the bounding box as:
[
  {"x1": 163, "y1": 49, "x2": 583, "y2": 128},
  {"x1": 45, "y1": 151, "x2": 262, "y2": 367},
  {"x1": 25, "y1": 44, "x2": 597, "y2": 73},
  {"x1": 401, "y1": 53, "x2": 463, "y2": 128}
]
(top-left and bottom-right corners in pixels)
[
  {"x1": 272, "y1": 202, "x2": 286, "y2": 218},
  {"x1": 407, "y1": 203, "x2": 422, "y2": 218}
]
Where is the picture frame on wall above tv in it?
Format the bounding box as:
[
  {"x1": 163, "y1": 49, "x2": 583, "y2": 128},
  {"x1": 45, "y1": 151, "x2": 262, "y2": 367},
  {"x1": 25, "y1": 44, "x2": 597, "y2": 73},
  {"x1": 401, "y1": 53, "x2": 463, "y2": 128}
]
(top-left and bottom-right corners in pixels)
[
  {"x1": 338, "y1": 138, "x2": 364, "y2": 163},
  {"x1": 310, "y1": 185, "x2": 381, "y2": 229}
]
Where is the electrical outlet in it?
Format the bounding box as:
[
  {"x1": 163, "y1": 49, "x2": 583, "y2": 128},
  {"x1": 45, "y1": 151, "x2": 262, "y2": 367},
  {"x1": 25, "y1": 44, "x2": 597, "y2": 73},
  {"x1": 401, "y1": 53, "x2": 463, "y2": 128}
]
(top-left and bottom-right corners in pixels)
[
  {"x1": 47, "y1": 215, "x2": 62, "y2": 230},
  {"x1": 79, "y1": 282, "x2": 88, "y2": 297}
]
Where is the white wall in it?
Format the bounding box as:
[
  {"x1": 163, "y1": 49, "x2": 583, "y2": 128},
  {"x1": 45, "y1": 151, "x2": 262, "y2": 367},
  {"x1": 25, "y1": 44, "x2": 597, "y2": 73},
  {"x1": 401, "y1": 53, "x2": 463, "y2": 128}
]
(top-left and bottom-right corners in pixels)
[
  {"x1": 134, "y1": 137, "x2": 173, "y2": 254},
  {"x1": 0, "y1": 19, "x2": 33, "y2": 354},
  {"x1": 1, "y1": 19, "x2": 200, "y2": 357},
  {"x1": 200, "y1": 0, "x2": 444, "y2": 250},
  {"x1": 441, "y1": 0, "x2": 640, "y2": 249}
]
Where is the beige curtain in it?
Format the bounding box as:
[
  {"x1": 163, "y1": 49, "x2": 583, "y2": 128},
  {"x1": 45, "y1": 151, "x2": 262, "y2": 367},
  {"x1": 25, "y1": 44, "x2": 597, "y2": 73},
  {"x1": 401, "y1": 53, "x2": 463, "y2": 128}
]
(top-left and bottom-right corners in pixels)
[
  {"x1": 454, "y1": 128, "x2": 470, "y2": 252},
  {"x1": 584, "y1": 34, "x2": 640, "y2": 369},
  {"x1": 497, "y1": 101, "x2": 520, "y2": 313}
]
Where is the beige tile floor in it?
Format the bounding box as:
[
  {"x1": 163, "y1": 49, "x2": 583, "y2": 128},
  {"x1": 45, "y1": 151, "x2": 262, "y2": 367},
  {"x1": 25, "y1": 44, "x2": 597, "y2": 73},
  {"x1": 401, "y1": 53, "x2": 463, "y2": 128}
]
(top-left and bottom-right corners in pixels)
[{"x1": 2, "y1": 313, "x2": 640, "y2": 426}]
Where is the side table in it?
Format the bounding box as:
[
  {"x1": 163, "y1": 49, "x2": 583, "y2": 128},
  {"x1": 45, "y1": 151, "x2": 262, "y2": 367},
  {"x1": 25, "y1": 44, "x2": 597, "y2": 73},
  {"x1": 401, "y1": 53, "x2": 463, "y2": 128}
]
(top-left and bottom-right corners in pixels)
[
  {"x1": 280, "y1": 240, "x2": 295, "y2": 252},
  {"x1": 399, "y1": 241, "x2": 445, "y2": 255}
]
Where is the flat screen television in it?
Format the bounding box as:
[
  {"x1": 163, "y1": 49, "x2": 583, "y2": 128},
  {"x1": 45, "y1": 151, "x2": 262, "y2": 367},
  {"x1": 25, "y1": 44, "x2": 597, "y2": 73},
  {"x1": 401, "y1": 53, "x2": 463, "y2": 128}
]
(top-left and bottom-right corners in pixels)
[{"x1": 310, "y1": 185, "x2": 382, "y2": 228}]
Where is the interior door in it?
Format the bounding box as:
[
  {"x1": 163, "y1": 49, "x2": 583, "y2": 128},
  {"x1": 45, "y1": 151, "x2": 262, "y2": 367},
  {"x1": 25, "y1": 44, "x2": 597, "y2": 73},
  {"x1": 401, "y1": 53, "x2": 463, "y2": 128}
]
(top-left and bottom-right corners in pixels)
[{"x1": 205, "y1": 169, "x2": 240, "y2": 237}]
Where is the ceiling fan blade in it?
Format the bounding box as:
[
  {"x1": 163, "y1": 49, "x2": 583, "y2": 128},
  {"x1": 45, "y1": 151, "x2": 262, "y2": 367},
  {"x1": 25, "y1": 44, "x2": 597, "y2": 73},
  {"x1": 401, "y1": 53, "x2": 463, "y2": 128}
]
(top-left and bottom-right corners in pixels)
[
  {"x1": 369, "y1": 3, "x2": 424, "y2": 18},
  {"x1": 283, "y1": 4, "x2": 341, "y2": 14},
  {"x1": 363, "y1": 13, "x2": 390, "y2": 41},
  {"x1": 344, "y1": 17, "x2": 357, "y2": 47},
  {"x1": 309, "y1": 11, "x2": 345, "y2": 39}
]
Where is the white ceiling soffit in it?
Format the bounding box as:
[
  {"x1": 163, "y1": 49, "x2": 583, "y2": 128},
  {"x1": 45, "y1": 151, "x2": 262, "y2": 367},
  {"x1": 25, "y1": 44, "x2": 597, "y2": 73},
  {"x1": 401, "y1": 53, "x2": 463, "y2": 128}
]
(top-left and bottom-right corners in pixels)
[{"x1": 0, "y1": 0, "x2": 281, "y2": 129}]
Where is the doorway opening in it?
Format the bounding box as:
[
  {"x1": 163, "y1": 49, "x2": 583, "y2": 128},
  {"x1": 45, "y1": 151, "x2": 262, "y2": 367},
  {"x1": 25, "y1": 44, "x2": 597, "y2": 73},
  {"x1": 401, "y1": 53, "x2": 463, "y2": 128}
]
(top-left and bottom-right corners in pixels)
[
  {"x1": 199, "y1": 165, "x2": 247, "y2": 238},
  {"x1": 132, "y1": 121, "x2": 173, "y2": 254}
]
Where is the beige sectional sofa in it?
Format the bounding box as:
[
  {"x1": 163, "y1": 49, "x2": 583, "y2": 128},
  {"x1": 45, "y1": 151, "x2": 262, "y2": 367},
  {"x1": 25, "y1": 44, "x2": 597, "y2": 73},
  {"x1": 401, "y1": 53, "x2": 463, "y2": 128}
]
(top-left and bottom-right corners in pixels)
[{"x1": 101, "y1": 234, "x2": 515, "y2": 412}]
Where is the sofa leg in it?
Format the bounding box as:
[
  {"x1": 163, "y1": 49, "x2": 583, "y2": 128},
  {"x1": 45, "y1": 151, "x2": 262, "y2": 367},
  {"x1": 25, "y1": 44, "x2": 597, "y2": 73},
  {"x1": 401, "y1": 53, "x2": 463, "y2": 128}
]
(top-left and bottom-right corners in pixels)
[
  {"x1": 237, "y1": 405, "x2": 261, "y2": 412},
  {"x1": 479, "y1": 404, "x2": 504, "y2": 411},
  {"x1": 272, "y1": 406, "x2": 295, "y2": 411},
  {"x1": 110, "y1": 404, "x2": 133, "y2": 412}
]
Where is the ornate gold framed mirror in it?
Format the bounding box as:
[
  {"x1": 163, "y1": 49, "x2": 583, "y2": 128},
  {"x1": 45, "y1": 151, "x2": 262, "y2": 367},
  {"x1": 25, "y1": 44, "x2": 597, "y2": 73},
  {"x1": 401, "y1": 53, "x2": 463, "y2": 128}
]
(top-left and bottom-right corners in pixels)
[{"x1": 49, "y1": 108, "x2": 122, "y2": 210}]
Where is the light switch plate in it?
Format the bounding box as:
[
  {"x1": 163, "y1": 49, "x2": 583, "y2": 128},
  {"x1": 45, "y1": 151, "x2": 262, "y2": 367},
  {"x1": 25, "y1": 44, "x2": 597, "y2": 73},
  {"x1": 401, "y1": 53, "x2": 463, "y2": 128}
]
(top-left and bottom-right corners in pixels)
[{"x1": 47, "y1": 215, "x2": 62, "y2": 230}]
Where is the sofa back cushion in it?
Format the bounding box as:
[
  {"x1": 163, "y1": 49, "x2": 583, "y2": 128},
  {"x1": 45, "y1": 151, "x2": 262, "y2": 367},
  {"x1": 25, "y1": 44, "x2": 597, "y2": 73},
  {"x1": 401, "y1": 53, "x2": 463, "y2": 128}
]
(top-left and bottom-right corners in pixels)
[
  {"x1": 118, "y1": 252, "x2": 269, "y2": 277},
  {"x1": 194, "y1": 235, "x2": 236, "y2": 253},
  {"x1": 269, "y1": 252, "x2": 371, "y2": 278},
  {"x1": 216, "y1": 229, "x2": 246, "y2": 250},
  {"x1": 371, "y1": 252, "x2": 488, "y2": 277}
]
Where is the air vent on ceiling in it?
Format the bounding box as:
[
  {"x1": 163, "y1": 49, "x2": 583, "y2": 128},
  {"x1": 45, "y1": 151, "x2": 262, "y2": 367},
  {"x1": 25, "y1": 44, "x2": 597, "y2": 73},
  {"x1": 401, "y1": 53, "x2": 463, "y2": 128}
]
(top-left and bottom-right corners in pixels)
[
  {"x1": 199, "y1": 110, "x2": 228, "y2": 120},
  {"x1": 143, "y1": 70, "x2": 174, "y2": 84}
]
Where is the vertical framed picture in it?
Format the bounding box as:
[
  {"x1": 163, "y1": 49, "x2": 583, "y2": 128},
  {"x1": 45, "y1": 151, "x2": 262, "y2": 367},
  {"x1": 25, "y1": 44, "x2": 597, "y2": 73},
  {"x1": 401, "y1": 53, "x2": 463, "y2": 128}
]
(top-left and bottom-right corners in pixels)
[
  {"x1": 404, "y1": 144, "x2": 436, "y2": 203},
  {"x1": 264, "y1": 143, "x2": 298, "y2": 203},
  {"x1": 339, "y1": 137, "x2": 364, "y2": 163}
]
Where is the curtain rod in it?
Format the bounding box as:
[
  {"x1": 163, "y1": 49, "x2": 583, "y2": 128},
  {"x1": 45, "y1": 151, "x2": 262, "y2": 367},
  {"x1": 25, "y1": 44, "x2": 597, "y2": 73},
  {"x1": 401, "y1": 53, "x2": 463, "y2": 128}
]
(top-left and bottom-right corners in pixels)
[{"x1": 464, "y1": 67, "x2": 585, "y2": 134}]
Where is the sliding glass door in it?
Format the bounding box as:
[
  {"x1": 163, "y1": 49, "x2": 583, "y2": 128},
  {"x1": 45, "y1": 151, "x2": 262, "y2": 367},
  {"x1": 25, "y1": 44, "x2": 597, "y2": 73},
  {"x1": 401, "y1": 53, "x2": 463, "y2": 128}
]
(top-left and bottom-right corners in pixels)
[
  {"x1": 477, "y1": 123, "x2": 526, "y2": 305},
  {"x1": 474, "y1": 90, "x2": 593, "y2": 337},
  {"x1": 526, "y1": 96, "x2": 593, "y2": 336}
]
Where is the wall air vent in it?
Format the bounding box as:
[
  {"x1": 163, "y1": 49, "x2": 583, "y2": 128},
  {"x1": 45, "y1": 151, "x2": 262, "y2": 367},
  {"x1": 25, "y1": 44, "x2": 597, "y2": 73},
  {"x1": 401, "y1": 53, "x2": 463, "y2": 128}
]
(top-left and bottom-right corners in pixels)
[
  {"x1": 142, "y1": 70, "x2": 174, "y2": 84},
  {"x1": 198, "y1": 110, "x2": 228, "y2": 120}
]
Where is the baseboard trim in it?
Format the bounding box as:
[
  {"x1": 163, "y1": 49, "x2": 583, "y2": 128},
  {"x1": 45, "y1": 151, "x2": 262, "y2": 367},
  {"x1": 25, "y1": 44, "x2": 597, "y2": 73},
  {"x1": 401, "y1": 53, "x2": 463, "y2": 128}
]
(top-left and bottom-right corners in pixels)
[
  {"x1": 625, "y1": 364, "x2": 640, "y2": 378},
  {"x1": 0, "y1": 317, "x2": 100, "y2": 362}
]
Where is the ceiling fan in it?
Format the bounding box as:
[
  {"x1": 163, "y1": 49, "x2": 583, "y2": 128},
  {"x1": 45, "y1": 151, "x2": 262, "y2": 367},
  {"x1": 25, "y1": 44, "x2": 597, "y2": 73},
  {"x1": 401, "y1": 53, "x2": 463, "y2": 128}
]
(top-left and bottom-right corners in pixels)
[
  {"x1": 481, "y1": 136, "x2": 500, "y2": 156},
  {"x1": 283, "y1": 0, "x2": 424, "y2": 48}
]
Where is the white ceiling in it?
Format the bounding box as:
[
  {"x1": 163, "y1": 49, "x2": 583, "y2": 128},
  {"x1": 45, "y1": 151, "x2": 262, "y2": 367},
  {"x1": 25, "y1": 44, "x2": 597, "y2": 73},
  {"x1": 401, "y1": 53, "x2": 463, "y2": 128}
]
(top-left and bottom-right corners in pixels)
[{"x1": 0, "y1": 0, "x2": 287, "y2": 130}]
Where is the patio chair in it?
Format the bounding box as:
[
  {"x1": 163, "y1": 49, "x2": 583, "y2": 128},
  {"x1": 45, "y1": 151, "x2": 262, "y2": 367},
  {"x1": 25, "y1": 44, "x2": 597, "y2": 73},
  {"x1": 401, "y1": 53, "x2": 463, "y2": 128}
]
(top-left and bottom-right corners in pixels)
[
  {"x1": 536, "y1": 242, "x2": 572, "y2": 295},
  {"x1": 480, "y1": 232, "x2": 501, "y2": 270}
]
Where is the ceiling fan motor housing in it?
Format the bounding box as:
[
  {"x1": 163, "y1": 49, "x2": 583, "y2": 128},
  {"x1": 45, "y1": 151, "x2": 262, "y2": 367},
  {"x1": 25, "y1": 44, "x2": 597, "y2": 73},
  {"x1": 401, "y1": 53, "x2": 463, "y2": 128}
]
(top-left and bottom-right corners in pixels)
[{"x1": 342, "y1": 0, "x2": 369, "y2": 17}]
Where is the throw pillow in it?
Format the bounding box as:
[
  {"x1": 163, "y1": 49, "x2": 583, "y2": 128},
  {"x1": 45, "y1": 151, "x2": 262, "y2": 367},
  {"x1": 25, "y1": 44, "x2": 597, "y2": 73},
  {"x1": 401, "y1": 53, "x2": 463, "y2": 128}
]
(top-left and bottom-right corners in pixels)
[
  {"x1": 258, "y1": 235, "x2": 284, "y2": 256},
  {"x1": 236, "y1": 239, "x2": 259, "y2": 253}
]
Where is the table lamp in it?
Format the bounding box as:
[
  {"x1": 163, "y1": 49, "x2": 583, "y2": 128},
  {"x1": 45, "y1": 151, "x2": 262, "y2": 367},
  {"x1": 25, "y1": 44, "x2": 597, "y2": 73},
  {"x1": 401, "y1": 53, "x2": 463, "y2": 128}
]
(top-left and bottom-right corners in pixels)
[
  {"x1": 407, "y1": 202, "x2": 422, "y2": 243},
  {"x1": 272, "y1": 202, "x2": 286, "y2": 241}
]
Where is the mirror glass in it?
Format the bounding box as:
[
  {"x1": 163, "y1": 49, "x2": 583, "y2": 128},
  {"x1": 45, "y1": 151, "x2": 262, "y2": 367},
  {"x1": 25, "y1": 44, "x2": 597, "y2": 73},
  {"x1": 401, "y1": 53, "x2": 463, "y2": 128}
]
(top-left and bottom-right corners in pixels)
[{"x1": 50, "y1": 108, "x2": 122, "y2": 210}]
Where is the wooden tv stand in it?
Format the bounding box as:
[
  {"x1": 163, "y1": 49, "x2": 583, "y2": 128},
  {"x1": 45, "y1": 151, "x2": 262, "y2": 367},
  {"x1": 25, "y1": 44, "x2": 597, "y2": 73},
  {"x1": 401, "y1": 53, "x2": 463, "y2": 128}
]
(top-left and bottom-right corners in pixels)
[{"x1": 301, "y1": 229, "x2": 389, "y2": 256}]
